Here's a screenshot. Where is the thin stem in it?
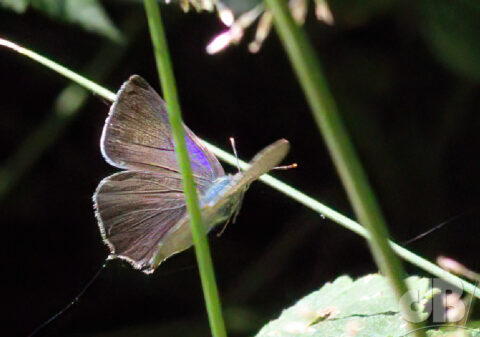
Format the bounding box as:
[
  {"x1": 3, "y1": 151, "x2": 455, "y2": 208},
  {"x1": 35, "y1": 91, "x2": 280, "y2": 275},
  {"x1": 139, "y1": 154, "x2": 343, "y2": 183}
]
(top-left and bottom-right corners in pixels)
[
  {"x1": 0, "y1": 38, "x2": 115, "y2": 102},
  {"x1": 0, "y1": 14, "x2": 141, "y2": 200},
  {"x1": 264, "y1": 0, "x2": 423, "y2": 334},
  {"x1": 1, "y1": 36, "x2": 478, "y2": 301},
  {"x1": 143, "y1": 2, "x2": 227, "y2": 337}
]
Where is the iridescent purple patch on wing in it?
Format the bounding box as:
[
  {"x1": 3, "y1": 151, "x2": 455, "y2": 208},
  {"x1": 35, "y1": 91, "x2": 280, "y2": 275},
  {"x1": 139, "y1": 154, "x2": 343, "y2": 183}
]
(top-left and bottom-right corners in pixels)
[{"x1": 185, "y1": 134, "x2": 212, "y2": 176}]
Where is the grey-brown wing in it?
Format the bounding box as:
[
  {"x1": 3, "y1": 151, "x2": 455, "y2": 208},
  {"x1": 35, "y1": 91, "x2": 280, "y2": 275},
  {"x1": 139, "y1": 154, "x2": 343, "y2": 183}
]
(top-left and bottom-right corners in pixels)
[
  {"x1": 233, "y1": 139, "x2": 290, "y2": 188},
  {"x1": 201, "y1": 139, "x2": 290, "y2": 225},
  {"x1": 94, "y1": 170, "x2": 196, "y2": 273},
  {"x1": 101, "y1": 75, "x2": 224, "y2": 186}
]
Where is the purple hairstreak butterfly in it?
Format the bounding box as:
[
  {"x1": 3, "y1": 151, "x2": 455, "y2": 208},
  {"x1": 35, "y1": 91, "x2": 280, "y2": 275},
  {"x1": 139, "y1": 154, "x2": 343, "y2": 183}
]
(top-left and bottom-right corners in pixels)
[{"x1": 93, "y1": 75, "x2": 289, "y2": 274}]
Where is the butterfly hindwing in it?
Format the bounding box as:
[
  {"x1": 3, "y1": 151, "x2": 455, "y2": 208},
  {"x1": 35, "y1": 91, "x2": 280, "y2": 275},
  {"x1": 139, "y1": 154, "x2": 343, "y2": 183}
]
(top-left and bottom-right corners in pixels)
[{"x1": 94, "y1": 170, "x2": 192, "y2": 273}]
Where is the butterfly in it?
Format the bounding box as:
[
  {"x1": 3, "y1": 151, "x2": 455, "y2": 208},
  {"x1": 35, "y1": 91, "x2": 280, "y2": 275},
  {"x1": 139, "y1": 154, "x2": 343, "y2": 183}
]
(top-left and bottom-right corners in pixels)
[{"x1": 93, "y1": 75, "x2": 289, "y2": 274}]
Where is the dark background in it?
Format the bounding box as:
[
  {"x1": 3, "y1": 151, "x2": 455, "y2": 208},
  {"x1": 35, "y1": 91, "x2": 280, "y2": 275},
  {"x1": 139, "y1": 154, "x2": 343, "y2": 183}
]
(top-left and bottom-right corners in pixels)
[{"x1": 1, "y1": 0, "x2": 480, "y2": 336}]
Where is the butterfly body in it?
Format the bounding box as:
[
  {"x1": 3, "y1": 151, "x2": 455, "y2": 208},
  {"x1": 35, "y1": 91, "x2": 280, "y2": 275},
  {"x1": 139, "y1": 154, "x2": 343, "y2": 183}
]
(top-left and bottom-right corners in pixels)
[
  {"x1": 201, "y1": 175, "x2": 234, "y2": 206},
  {"x1": 94, "y1": 75, "x2": 289, "y2": 274}
]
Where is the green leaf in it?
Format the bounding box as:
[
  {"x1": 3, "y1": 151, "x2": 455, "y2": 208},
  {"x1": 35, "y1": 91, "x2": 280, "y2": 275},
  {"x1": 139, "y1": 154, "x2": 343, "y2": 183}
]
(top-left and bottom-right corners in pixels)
[
  {"x1": 426, "y1": 326, "x2": 480, "y2": 336},
  {"x1": 30, "y1": 0, "x2": 123, "y2": 42},
  {"x1": 420, "y1": 0, "x2": 480, "y2": 81},
  {"x1": 255, "y1": 274, "x2": 432, "y2": 337},
  {"x1": 0, "y1": 0, "x2": 30, "y2": 13}
]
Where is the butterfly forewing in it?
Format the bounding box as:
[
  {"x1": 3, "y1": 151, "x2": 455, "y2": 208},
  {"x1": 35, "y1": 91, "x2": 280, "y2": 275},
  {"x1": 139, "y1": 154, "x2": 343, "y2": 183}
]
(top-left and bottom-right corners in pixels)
[{"x1": 101, "y1": 75, "x2": 224, "y2": 186}]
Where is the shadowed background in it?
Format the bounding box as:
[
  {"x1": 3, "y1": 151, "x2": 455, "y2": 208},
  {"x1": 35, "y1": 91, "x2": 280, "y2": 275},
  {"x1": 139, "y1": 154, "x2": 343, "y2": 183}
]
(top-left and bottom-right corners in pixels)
[{"x1": 1, "y1": 0, "x2": 480, "y2": 336}]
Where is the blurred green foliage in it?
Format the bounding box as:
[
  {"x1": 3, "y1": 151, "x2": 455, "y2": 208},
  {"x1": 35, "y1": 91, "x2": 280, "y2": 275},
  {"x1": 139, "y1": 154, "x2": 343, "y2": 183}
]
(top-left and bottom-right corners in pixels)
[
  {"x1": 0, "y1": 0, "x2": 29, "y2": 12},
  {"x1": 420, "y1": 0, "x2": 480, "y2": 81},
  {"x1": 0, "y1": 0, "x2": 122, "y2": 41},
  {"x1": 329, "y1": 0, "x2": 480, "y2": 82}
]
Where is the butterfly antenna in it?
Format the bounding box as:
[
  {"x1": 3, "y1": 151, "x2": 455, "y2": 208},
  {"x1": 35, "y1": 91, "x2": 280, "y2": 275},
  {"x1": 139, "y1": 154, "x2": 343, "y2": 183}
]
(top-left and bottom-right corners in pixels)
[
  {"x1": 229, "y1": 137, "x2": 242, "y2": 173},
  {"x1": 272, "y1": 163, "x2": 298, "y2": 170},
  {"x1": 402, "y1": 212, "x2": 468, "y2": 246},
  {"x1": 27, "y1": 261, "x2": 108, "y2": 337}
]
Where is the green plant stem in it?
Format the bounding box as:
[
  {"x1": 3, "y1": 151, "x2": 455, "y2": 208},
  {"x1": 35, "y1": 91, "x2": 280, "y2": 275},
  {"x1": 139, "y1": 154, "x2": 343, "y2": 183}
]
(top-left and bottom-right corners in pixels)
[
  {"x1": 0, "y1": 38, "x2": 115, "y2": 102},
  {"x1": 0, "y1": 14, "x2": 141, "y2": 200},
  {"x1": 143, "y1": 2, "x2": 227, "y2": 337},
  {"x1": 2, "y1": 37, "x2": 478, "y2": 301},
  {"x1": 264, "y1": 0, "x2": 423, "y2": 334}
]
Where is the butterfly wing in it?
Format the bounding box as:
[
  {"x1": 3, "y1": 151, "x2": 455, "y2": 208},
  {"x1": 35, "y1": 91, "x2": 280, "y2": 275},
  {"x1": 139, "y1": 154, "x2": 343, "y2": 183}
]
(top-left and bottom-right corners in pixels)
[
  {"x1": 233, "y1": 139, "x2": 290, "y2": 187},
  {"x1": 101, "y1": 75, "x2": 224, "y2": 186},
  {"x1": 201, "y1": 139, "x2": 290, "y2": 225},
  {"x1": 94, "y1": 170, "x2": 203, "y2": 273}
]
